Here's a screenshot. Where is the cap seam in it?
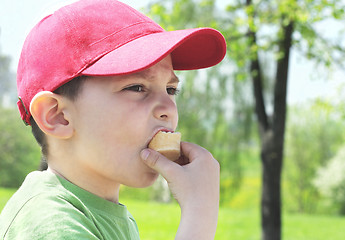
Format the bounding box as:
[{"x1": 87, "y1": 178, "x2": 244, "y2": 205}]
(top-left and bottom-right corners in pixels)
[
  {"x1": 89, "y1": 21, "x2": 160, "y2": 47},
  {"x1": 78, "y1": 30, "x2": 164, "y2": 75}
]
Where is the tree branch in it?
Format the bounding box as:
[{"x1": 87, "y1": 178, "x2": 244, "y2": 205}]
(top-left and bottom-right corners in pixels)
[
  {"x1": 273, "y1": 21, "x2": 294, "y2": 137},
  {"x1": 246, "y1": 0, "x2": 269, "y2": 136}
]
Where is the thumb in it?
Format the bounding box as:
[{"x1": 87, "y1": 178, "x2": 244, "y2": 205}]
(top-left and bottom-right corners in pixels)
[{"x1": 140, "y1": 148, "x2": 179, "y2": 180}]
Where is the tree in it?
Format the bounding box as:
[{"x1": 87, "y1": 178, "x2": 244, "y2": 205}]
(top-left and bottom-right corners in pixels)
[
  {"x1": 147, "y1": 0, "x2": 345, "y2": 239},
  {"x1": 225, "y1": 1, "x2": 345, "y2": 238},
  {"x1": 0, "y1": 106, "x2": 41, "y2": 188},
  {"x1": 0, "y1": 30, "x2": 16, "y2": 107},
  {"x1": 313, "y1": 145, "x2": 345, "y2": 215},
  {"x1": 175, "y1": 67, "x2": 254, "y2": 203},
  {"x1": 0, "y1": 33, "x2": 40, "y2": 187},
  {"x1": 285, "y1": 100, "x2": 345, "y2": 213}
]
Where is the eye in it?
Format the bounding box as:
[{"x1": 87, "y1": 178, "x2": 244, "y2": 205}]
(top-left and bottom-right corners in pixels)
[
  {"x1": 124, "y1": 85, "x2": 144, "y2": 92},
  {"x1": 167, "y1": 87, "x2": 180, "y2": 96}
]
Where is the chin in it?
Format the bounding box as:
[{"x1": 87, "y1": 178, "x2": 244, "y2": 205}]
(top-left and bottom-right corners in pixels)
[{"x1": 135, "y1": 172, "x2": 160, "y2": 188}]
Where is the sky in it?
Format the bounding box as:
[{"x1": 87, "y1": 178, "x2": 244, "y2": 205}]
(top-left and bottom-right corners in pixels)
[{"x1": 0, "y1": 0, "x2": 344, "y2": 105}]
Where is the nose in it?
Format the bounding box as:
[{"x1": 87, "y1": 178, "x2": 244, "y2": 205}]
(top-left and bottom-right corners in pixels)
[{"x1": 152, "y1": 92, "x2": 178, "y2": 122}]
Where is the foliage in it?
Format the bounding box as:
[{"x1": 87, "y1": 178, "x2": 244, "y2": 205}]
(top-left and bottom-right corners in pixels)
[
  {"x1": 0, "y1": 107, "x2": 41, "y2": 188},
  {"x1": 313, "y1": 145, "x2": 345, "y2": 215},
  {"x1": 175, "y1": 67, "x2": 256, "y2": 204},
  {"x1": 223, "y1": 0, "x2": 345, "y2": 74},
  {"x1": 0, "y1": 37, "x2": 39, "y2": 188},
  {"x1": 284, "y1": 100, "x2": 345, "y2": 214}
]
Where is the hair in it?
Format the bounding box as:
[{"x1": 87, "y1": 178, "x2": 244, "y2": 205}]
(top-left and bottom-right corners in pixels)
[{"x1": 30, "y1": 76, "x2": 88, "y2": 167}]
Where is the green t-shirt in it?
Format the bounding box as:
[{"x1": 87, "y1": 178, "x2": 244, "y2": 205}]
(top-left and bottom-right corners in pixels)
[{"x1": 0, "y1": 171, "x2": 140, "y2": 239}]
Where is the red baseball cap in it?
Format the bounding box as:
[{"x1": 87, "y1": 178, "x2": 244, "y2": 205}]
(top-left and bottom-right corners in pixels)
[{"x1": 17, "y1": 0, "x2": 227, "y2": 125}]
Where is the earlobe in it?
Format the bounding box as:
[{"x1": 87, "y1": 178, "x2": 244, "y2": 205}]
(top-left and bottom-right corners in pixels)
[{"x1": 30, "y1": 91, "x2": 74, "y2": 139}]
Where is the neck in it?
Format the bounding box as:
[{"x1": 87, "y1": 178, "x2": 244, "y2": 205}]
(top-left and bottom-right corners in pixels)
[{"x1": 47, "y1": 165, "x2": 121, "y2": 204}]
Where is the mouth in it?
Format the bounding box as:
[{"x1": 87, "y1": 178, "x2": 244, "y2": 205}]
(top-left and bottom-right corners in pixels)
[
  {"x1": 154, "y1": 129, "x2": 174, "y2": 135},
  {"x1": 147, "y1": 128, "x2": 174, "y2": 147}
]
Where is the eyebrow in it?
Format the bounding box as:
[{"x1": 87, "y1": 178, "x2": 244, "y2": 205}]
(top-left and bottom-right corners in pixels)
[
  {"x1": 169, "y1": 74, "x2": 180, "y2": 84},
  {"x1": 133, "y1": 70, "x2": 180, "y2": 84}
]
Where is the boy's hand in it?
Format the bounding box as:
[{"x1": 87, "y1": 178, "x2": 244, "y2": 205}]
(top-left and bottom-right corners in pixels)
[{"x1": 140, "y1": 142, "x2": 220, "y2": 240}]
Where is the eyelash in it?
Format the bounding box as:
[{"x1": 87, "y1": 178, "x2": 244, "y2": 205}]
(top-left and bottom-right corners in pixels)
[
  {"x1": 124, "y1": 85, "x2": 145, "y2": 92},
  {"x1": 167, "y1": 87, "x2": 180, "y2": 96},
  {"x1": 124, "y1": 85, "x2": 180, "y2": 96}
]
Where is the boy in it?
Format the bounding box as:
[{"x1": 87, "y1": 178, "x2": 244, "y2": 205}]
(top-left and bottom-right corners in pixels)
[{"x1": 0, "y1": 0, "x2": 226, "y2": 239}]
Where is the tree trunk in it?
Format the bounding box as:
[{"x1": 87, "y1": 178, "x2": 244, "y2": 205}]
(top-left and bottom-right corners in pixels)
[
  {"x1": 260, "y1": 21, "x2": 293, "y2": 240},
  {"x1": 260, "y1": 130, "x2": 283, "y2": 240},
  {"x1": 248, "y1": 6, "x2": 294, "y2": 237}
]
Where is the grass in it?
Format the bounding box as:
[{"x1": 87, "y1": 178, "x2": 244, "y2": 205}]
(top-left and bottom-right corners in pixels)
[
  {"x1": 0, "y1": 187, "x2": 16, "y2": 210},
  {"x1": 283, "y1": 213, "x2": 345, "y2": 240},
  {"x1": 124, "y1": 198, "x2": 345, "y2": 240},
  {"x1": 1, "y1": 188, "x2": 345, "y2": 239}
]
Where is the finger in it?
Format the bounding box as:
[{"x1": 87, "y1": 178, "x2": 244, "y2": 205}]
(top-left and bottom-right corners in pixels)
[
  {"x1": 140, "y1": 148, "x2": 180, "y2": 180},
  {"x1": 180, "y1": 141, "x2": 212, "y2": 162}
]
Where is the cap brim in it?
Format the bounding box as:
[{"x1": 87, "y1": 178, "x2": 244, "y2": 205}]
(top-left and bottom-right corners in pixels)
[{"x1": 81, "y1": 28, "x2": 226, "y2": 76}]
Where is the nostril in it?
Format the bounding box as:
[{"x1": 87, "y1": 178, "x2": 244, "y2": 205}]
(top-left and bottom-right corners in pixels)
[{"x1": 160, "y1": 114, "x2": 168, "y2": 119}]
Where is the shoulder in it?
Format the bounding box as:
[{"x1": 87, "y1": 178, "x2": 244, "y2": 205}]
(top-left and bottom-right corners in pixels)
[
  {"x1": 0, "y1": 172, "x2": 102, "y2": 239},
  {"x1": 3, "y1": 191, "x2": 102, "y2": 239}
]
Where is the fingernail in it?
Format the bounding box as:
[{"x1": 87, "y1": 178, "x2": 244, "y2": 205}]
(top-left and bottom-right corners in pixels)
[{"x1": 141, "y1": 149, "x2": 150, "y2": 160}]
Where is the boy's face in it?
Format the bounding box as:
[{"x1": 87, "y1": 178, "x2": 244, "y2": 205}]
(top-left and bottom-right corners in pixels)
[{"x1": 69, "y1": 55, "x2": 179, "y2": 189}]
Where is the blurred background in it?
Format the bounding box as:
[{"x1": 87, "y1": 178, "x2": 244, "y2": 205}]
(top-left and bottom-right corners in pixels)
[{"x1": 1, "y1": 0, "x2": 345, "y2": 239}]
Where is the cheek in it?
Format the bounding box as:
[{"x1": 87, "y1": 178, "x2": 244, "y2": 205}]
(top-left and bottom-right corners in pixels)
[
  {"x1": 170, "y1": 101, "x2": 179, "y2": 131},
  {"x1": 101, "y1": 105, "x2": 148, "y2": 147}
]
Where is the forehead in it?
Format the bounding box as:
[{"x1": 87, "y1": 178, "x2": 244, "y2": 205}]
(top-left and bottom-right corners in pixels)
[
  {"x1": 118, "y1": 55, "x2": 179, "y2": 83},
  {"x1": 82, "y1": 55, "x2": 179, "y2": 87}
]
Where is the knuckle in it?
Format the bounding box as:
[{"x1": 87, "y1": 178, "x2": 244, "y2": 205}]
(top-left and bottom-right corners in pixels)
[
  {"x1": 205, "y1": 152, "x2": 220, "y2": 171},
  {"x1": 147, "y1": 151, "x2": 160, "y2": 167}
]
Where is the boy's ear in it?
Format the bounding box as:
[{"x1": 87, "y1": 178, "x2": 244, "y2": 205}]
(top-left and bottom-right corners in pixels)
[{"x1": 29, "y1": 91, "x2": 74, "y2": 139}]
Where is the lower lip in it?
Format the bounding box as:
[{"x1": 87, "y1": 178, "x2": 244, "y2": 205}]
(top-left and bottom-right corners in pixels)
[{"x1": 153, "y1": 129, "x2": 174, "y2": 138}]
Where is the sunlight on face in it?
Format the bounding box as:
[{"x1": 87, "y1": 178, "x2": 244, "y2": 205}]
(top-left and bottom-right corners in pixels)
[{"x1": 69, "y1": 55, "x2": 179, "y2": 191}]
